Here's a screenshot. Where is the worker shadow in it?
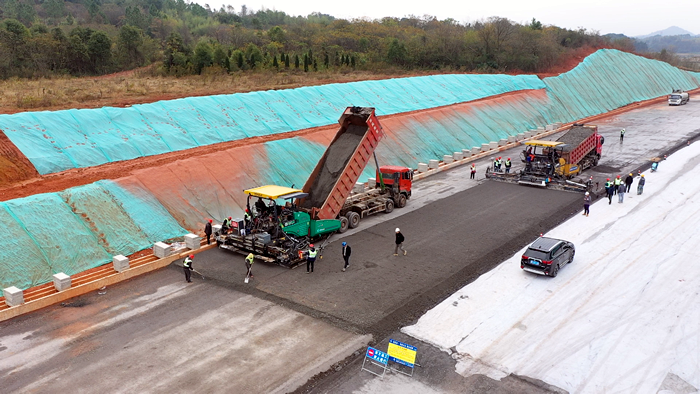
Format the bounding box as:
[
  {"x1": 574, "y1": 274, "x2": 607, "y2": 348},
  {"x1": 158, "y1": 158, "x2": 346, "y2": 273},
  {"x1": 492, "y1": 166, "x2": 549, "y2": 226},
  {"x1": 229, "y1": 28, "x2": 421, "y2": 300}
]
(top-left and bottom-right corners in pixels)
[{"x1": 363, "y1": 261, "x2": 378, "y2": 269}]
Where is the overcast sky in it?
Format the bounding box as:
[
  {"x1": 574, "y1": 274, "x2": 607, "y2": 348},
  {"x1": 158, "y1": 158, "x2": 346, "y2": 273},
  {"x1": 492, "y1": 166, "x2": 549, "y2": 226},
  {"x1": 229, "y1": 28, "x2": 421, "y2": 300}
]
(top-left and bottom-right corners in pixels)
[{"x1": 194, "y1": 0, "x2": 699, "y2": 37}]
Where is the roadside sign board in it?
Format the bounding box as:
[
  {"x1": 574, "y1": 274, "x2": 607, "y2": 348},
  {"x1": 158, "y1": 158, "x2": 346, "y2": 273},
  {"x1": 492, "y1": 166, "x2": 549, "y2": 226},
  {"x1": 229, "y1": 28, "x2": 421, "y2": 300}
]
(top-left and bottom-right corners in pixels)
[
  {"x1": 387, "y1": 339, "x2": 417, "y2": 368},
  {"x1": 366, "y1": 347, "x2": 389, "y2": 365}
]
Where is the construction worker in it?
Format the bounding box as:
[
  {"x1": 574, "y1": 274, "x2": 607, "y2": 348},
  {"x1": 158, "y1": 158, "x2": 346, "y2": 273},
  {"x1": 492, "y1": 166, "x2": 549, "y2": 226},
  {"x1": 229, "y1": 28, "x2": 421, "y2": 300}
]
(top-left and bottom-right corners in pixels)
[
  {"x1": 204, "y1": 219, "x2": 212, "y2": 245},
  {"x1": 583, "y1": 192, "x2": 591, "y2": 216},
  {"x1": 341, "y1": 241, "x2": 352, "y2": 272},
  {"x1": 307, "y1": 244, "x2": 317, "y2": 274},
  {"x1": 604, "y1": 178, "x2": 613, "y2": 205},
  {"x1": 637, "y1": 174, "x2": 645, "y2": 195},
  {"x1": 613, "y1": 175, "x2": 622, "y2": 195},
  {"x1": 496, "y1": 157, "x2": 502, "y2": 172},
  {"x1": 244, "y1": 209, "x2": 252, "y2": 231},
  {"x1": 504, "y1": 158, "x2": 512, "y2": 173},
  {"x1": 617, "y1": 180, "x2": 626, "y2": 203},
  {"x1": 625, "y1": 173, "x2": 634, "y2": 193},
  {"x1": 245, "y1": 253, "x2": 254, "y2": 279},
  {"x1": 183, "y1": 254, "x2": 194, "y2": 283},
  {"x1": 394, "y1": 228, "x2": 406, "y2": 256},
  {"x1": 470, "y1": 163, "x2": 476, "y2": 180},
  {"x1": 222, "y1": 216, "x2": 232, "y2": 234},
  {"x1": 492, "y1": 157, "x2": 499, "y2": 172},
  {"x1": 620, "y1": 128, "x2": 625, "y2": 142}
]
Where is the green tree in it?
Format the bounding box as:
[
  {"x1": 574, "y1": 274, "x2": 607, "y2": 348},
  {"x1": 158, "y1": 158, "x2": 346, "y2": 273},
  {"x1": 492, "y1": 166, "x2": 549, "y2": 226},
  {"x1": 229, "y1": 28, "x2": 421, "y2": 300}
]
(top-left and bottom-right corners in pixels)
[
  {"x1": 272, "y1": 55, "x2": 278, "y2": 68},
  {"x1": 284, "y1": 53, "x2": 289, "y2": 68},
  {"x1": 303, "y1": 53, "x2": 308, "y2": 72},
  {"x1": 43, "y1": 0, "x2": 66, "y2": 23},
  {"x1": 193, "y1": 40, "x2": 213, "y2": 73},
  {"x1": 268, "y1": 26, "x2": 285, "y2": 43},
  {"x1": 244, "y1": 43, "x2": 262, "y2": 68},
  {"x1": 529, "y1": 18, "x2": 543, "y2": 30},
  {"x1": 212, "y1": 46, "x2": 227, "y2": 68},
  {"x1": 87, "y1": 30, "x2": 112, "y2": 73},
  {"x1": 324, "y1": 53, "x2": 329, "y2": 68},
  {"x1": 294, "y1": 54, "x2": 299, "y2": 68},
  {"x1": 117, "y1": 25, "x2": 145, "y2": 69},
  {"x1": 387, "y1": 38, "x2": 408, "y2": 65}
]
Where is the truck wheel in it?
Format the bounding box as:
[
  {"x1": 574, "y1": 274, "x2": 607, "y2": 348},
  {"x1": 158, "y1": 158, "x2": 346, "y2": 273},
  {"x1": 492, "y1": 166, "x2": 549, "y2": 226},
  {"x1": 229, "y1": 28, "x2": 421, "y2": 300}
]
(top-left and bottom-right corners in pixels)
[
  {"x1": 385, "y1": 200, "x2": 394, "y2": 213},
  {"x1": 339, "y1": 217, "x2": 349, "y2": 233},
  {"x1": 346, "y1": 211, "x2": 360, "y2": 229},
  {"x1": 397, "y1": 194, "x2": 407, "y2": 208}
]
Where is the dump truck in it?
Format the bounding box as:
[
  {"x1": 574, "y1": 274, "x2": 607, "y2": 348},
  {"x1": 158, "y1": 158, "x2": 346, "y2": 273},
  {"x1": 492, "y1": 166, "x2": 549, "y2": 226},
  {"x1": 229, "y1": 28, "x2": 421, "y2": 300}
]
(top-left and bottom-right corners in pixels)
[
  {"x1": 486, "y1": 123, "x2": 604, "y2": 192},
  {"x1": 668, "y1": 90, "x2": 689, "y2": 105},
  {"x1": 298, "y1": 106, "x2": 412, "y2": 232},
  {"x1": 216, "y1": 106, "x2": 412, "y2": 267}
]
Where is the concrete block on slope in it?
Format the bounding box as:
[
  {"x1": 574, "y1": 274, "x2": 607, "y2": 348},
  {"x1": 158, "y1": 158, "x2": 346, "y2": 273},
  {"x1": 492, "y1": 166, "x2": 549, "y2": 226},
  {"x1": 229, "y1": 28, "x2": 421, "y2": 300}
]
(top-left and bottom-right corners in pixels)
[
  {"x1": 153, "y1": 242, "x2": 172, "y2": 258},
  {"x1": 3, "y1": 286, "x2": 23, "y2": 307},
  {"x1": 428, "y1": 160, "x2": 439, "y2": 169},
  {"x1": 417, "y1": 163, "x2": 428, "y2": 172},
  {"x1": 113, "y1": 255, "x2": 130, "y2": 272},
  {"x1": 53, "y1": 273, "x2": 71, "y2": 292},
  {"x1": 443, "y1": 155, "x2": 454, "y2": 164},
  {"x1": 185, "y1": 234, "x2": 201, "y2": 250}
]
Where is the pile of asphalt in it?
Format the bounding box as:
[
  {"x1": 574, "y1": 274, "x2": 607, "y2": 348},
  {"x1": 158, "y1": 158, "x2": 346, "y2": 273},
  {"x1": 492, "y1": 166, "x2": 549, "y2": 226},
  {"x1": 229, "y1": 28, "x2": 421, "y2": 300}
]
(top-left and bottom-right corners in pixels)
[
  {"x1": 556, "y1": 126, "x2": 595, "y2": 151},
  {"x1": 302, "y1": 124, "x2": 367, "y2": 209}
]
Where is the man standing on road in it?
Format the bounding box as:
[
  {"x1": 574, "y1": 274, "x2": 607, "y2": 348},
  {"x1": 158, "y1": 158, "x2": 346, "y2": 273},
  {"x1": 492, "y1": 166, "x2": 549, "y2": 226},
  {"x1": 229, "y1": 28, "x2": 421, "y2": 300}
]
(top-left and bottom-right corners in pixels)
[
  {"x1": 341, "y1": 242, "x2": 351, "y2": 272},
  {"x1": 394, "y1": 228, "x2": 407, "y2": 256},
  {"x1": 470, "y1": 163, "x2": 476, "y2": 180},
  {"x1": 625, "y1": 173, "x2": 634, "y2": 193},
  {"x1": 245, "y1": 253, "x2": 254, "y2": 279},
  {"x1": 307, "y1": 244, "x2": 317, "y2": 274},
  {"x1": 204, "y1": 219, "x2": 213, "y2": 245},
  {"x1": 183, "y1": 254, "x2": 194, "y2": 283},
  {"x1": 618, "y1": 181, "x2": 626, "y2": 203},
  {"x1": 583, "y1": 192, "x2": 591, "y2": 216},
  {"x1": 637, "y1": 174, "x2": 646, "y2": 195},
  {"x1": 620, "y1": 128, "x2": 625, "y2": 142},
  {"x1": 605, "y1": 178, "x2": 614, "y2": 204},
  {"x1": 505, "y1": 158, "x2": 512, "y2": 173},
  {"x1": 613, "y1": 175, "x2": 622, "y2": 195}
]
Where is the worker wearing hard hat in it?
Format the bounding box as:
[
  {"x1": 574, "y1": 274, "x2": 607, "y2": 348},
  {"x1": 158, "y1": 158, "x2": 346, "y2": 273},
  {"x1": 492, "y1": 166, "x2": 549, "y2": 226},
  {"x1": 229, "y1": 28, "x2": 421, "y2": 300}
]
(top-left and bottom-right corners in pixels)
[
  {"x1": 183, "y1": 254, "x2": 194, "y2": 283},
  {"x1": 504, "y1": 158, "x2": 512, "y2": 173},
  {"x1": 341, "y1": 242, "x2": 352, "y2": 272},
  {"x1": 637, "y1": 174, "x2": 645, "y2": 195},
  {"x1": 624, "y1": 173, "x2": 634, "y2": 193},
  {"x1": 245, "y1": 253, "x2": 255, "y2": 279},
  {"x1": 307, "y1": 244, "x2": 317, "y2": 274},
  {"x1": 394, "y1": 228, "x2": 407, "y2": 256},
  {"x1": 613, "y1": 175, "x2": 622, "y2": 195}
]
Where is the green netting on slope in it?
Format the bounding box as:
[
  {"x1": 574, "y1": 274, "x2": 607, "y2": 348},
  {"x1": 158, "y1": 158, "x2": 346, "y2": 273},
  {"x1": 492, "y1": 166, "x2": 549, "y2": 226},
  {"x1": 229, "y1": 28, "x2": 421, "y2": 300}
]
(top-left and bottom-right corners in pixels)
[
  {"x1": 541, "y1": 49, "x2": 700, "y2": 123},
  {"x1": 97, "y1": 180, "x2": 189, "y2": 242},
  {"x1": 1, "y1": 193, "x2": 111, "y2": 290},
  {"x1": 59, "y1": 183, "x2": 153, "y2": 256},
  {"x1": 0, "y1": 74, "x2": 544, "y2": 175},
  {"x1": 0, "y1": 182, "x2": 188, "y2": 290},
  {"x1": 0, "y1": 206, "x2": 52, "y2": 290}
]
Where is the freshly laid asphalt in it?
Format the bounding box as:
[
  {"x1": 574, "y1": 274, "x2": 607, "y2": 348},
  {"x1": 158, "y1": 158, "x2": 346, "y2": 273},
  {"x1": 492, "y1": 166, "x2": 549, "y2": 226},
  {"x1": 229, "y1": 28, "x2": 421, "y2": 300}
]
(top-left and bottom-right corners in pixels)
[{"x1": 198, "y1": 181, "x2": 581, "y2": 341}]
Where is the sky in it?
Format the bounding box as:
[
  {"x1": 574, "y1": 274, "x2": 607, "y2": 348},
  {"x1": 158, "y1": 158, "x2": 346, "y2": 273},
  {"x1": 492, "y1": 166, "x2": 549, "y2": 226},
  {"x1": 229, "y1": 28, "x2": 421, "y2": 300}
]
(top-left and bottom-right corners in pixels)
[
  {"x1": 194, "y1": 0, "x2": 700, "y2": 37},
  {"x1": 401, "y1": 141, "x2": 700, "y2": 392}
]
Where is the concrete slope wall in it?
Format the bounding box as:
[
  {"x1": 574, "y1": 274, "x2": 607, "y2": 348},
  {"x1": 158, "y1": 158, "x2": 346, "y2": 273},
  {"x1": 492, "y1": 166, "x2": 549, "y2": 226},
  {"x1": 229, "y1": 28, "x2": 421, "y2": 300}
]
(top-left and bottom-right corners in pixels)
[
  {"x1": 3, "y1": 50, "x2": 700, "y2": 290},
  {"x1": 0, "y1": 74, "x2": 544, "y2": 175}
]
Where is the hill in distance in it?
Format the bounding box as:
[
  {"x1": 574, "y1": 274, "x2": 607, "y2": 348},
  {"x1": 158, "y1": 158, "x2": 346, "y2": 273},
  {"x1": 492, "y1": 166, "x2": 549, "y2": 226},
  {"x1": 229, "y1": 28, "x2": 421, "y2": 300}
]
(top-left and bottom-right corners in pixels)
[{"x1": 637, "y1": 26, "x2": 696, "y2": 38}]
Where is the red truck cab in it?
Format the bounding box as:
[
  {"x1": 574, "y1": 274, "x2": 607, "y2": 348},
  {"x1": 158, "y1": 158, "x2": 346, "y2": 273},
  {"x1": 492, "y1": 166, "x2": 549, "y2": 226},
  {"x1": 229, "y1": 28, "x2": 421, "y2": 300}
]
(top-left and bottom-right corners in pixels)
[{"x1": 377, "y1": 165, "x2": 413, "y2": 198}]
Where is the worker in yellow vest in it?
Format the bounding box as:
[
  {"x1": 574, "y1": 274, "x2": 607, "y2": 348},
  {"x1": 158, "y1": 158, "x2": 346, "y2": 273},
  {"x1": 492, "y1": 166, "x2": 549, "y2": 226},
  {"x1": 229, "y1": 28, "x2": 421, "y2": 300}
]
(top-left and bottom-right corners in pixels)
[
  {"x1": 245, "y1": 253, "x2": 254, "y2": 279},
  {"x1": 307, "y1": 244, "x2": 318, "y2": 274},
  {"x1": 613, "y1": 175, "x2": 622, "y2": 195},
  {"x1": 183, "y1": 254, "x2": 194, "y2": 283}
]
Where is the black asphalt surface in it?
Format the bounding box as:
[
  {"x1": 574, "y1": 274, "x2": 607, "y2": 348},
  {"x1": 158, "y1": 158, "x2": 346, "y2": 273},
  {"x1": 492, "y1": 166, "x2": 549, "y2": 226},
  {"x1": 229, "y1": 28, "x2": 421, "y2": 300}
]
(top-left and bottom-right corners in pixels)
[{"x1": 193, "y1": 180, "x2": 582, "y2": 340}]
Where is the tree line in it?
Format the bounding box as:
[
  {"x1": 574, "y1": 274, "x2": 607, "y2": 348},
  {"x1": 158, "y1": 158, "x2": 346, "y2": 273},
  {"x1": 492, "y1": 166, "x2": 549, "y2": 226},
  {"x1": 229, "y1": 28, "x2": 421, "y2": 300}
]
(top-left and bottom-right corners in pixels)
[{"x1": 0, "y1": 0, "x2": 634, "y2": 79}]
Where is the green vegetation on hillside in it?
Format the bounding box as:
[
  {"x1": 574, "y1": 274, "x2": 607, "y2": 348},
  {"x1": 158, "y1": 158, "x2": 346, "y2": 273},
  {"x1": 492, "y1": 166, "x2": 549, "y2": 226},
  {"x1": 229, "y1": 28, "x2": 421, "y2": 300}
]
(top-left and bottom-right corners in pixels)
[{"x1": 0, "y1": 0, "x2": 627, "y2": 79}]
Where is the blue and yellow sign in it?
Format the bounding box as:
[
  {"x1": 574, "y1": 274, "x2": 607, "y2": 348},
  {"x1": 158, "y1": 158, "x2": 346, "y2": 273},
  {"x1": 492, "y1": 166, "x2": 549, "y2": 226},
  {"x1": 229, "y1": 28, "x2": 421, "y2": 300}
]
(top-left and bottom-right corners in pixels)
[
  {"x1": 387, "y1": 339, "x2": 417, "y2": 368},
  {"x1": 366, "y1": 347, "x2": 389, "y2": 365}
]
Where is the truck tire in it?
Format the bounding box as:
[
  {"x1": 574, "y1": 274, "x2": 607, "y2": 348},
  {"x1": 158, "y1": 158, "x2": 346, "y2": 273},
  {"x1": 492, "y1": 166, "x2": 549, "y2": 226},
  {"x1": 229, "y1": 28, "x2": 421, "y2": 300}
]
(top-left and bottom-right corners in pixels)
[
  {"x1": 385, "y1": 200, "x2": 394, "y2": 213},
  {"x1": 346, "y1": 211, "x2": 360, "y2": 229},
  {"x1": 397, "y1": 194, "x2": 407, "y2": 208},
  {"x1": 339, "y1": 216, "x2": 349, "y2": 233}
]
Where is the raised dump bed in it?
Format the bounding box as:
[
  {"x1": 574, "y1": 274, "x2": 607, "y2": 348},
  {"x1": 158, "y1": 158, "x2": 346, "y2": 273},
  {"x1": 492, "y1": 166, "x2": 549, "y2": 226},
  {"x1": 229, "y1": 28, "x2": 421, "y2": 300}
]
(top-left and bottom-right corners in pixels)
[{"x1": 300, "y1": 107, "x2": 384, "y2": 220}]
